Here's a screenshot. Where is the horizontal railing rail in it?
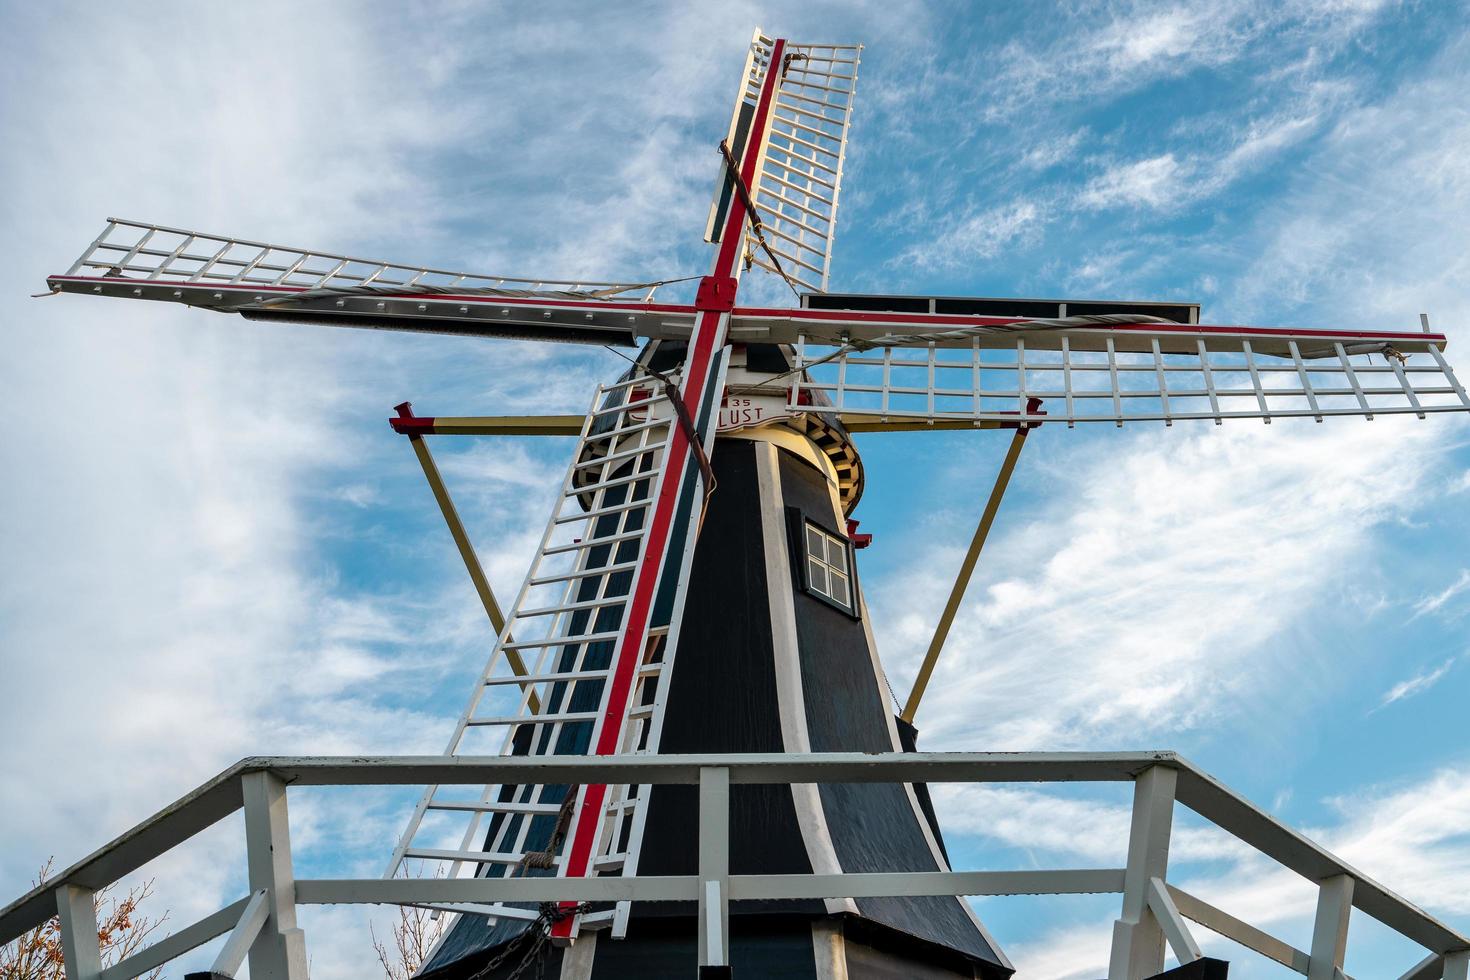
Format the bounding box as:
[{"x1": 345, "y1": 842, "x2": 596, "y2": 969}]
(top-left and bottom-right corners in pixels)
[{"x1": 2, "y1": 751, "x2": 1466, "y2": 980}]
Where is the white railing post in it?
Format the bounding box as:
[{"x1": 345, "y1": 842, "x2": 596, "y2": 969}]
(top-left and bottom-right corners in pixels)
[
  {"x1": 1308, "y1": 874, "x2": 1353, "y2": 980},
  {"x1": 1109, "y1": 765, "x2": 1177, "y2": 980},
  {"x1": 55, "y1": 883, "x2": 102, "y2": 980},
  {"x1": 697, "y1": 766, "x2": 731, "y2": 975},
  {"x1": 242, "y1": 770, "x2": 309, "y2": 980},
  {"x1": 1445, "y1": 950, "x2": 1470, "y2": 980}
]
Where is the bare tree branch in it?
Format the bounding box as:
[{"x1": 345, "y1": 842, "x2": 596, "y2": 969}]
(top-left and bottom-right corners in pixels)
[
  {"x1": 371, "y1": 866, "x2": 448, "y2": 980},
  {"x1": 1, "y1": 859, "x2": 169, "y2": 980}
]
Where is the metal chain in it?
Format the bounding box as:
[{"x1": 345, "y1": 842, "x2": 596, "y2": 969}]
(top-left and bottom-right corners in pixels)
[{"x1": 466, "y1": 902, "x2": 595, "y2": 980}]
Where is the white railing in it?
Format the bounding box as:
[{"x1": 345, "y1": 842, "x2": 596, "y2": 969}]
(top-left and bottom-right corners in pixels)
[{"x1": 1, "y1": 752, "x2": 1466, "y2": 980}]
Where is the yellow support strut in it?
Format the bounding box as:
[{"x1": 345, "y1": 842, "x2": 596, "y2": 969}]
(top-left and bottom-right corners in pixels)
[
  {"x1": 394, "y1": 403, "x2": 539, "y2": 713},
  {"x1": 900, "y1": 409, "x2": 1039, "y2": 725}
]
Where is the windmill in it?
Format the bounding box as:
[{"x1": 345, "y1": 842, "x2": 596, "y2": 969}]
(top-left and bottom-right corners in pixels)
[{"x1": 39, "y1": 26, "x2": 1470, "y2": 980}]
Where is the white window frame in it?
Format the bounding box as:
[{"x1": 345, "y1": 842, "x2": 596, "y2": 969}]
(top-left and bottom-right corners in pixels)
[{"x1": 799, "y1": 518, "x2": 855, "y2": 615}]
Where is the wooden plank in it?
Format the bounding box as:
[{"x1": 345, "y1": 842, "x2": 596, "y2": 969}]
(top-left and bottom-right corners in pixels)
[{"x1": 1167, "y1": 884, "x2": 1310, "y2": 975}]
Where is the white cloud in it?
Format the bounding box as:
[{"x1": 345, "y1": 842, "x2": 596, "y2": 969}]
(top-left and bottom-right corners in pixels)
[
  {"x1": 969, "y1": 761, "x2": 1470, "y2": 979},
  {"x1": 880, "y1": 418, "x2": 1449, "y2": 750},
  {"x1": 1215, "y1": 110, "x2": 1323, "y2": 176},
  {"x1": 972, "y1": 0, "x2": 1395, "y2": 122},
  {"x1": 1229, "y1": 38, "x2": 1470, "y2": 324},
  {"x1": 1325, "y1": 766, "x2": 1470, "y2": 917},
  {"x1": 1021, "y1": 130, "x2": 1089, "y2": 172},
  {"x1": 0, "y1": 6, "x2": 588, "y2": 976},
  {"x1": 1375, "y1": 658, "x2": 1457, "y2": 710},
  {"x1": 932, "y1": 784, "x2": 1250, "y2": 865},
  {"x1": 1412, "y1": 570, "x2": 1470, "y2": 620},
  {"x1": 894, "y1": 200, "x2": 1045, "y2": 271},
  {"x1": 326, "y1": 483, "x2": 381, "y2": 508},
  {"x1": 875, "y1": 20, "x2": 1470, "y2": 972},
  {"x1": 1096, "y1": 8, "x2": 1209, "y2": 68},
  {"x1": 1075, "y1": 102, "x2": 1332, "y2": 216},
  {"x1": 868, "y1": 0, "x2": 1387, "y2": 258},
  {"x1": 1078, "y1": 154, "x2": 1185, "y2": 210},
  {"x1": 1063, "y1": 248, "x2": 1136, "y2": 292}
]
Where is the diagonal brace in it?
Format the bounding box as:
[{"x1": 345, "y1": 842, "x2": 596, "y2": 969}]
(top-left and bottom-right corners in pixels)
[
  {"x1": 1147, "y1": 877, "x2": 1202, "y2": 965},
  {"x1": 189, "y1": 889, "x2": 269, "y2": 979},
  {"x1": 394, "y1": 402, "x2": 538, "y2": 713},
  {"x1": 901, "y1": 401, "x2": 1041, "y2": 723}
]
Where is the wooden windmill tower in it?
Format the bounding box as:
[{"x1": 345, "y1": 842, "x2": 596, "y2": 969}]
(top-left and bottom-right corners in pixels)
[{"x1": 38, "y1": 27, "x2": 1470, "y2": 980}]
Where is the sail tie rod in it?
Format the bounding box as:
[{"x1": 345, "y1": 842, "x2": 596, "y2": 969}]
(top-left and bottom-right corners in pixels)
[{"x1": 718, "y1": 138, "x2": 803, "y2": 302}]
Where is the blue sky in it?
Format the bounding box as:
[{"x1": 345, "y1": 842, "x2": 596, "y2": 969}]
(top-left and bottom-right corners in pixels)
[{"x1": 2, "y1": 2, "x2": 1469, "y2": 977}]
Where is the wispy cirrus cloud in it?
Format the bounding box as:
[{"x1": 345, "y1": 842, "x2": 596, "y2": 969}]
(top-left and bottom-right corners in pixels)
[
  {"x1": 1077, "y1": 153, "x2": 1185, "y2": 210},
  {"x1": 892, "y1": 199, "x2": 1045, "y2": 271},
  {"x1": 855, "y1": 0, "x2": 1401, "y2": 290},
  {"x1": 973, "y1": 0, "x2": 1396, "y2": 122},
  {"x1": 871, "y1": 19, "x2": 1470, "y2": 971},
  {"x1": 877, "y1": 418, "x2": 1451, "y2": 750},
  {"x1": 955, "y1": 762, "x2": 1470, "y2": 979},
  {"x1": 1070, "y1": 67, "x2": 1363, "y2": 222},
  {"x1": 1375, "y1": 657, "x2": 1458, "y2": 710},
  {"x1": 932, "y1": 784, "x2": 1251, "y2": 865},
  {"x1": 1411, "y1": 570, "x2": 1470, "y2": 620}
]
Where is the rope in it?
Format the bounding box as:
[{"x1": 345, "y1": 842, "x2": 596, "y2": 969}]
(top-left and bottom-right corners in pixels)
[
  {"x1": 832, "y1": 317, "x2": 1416, "y2": 366},
  {"x1": 642, "y1": 362, "x2": 719, "y2": 535},
  {"x1": 601, "y1": 347, "x2": 719, "y2": 534},
  {"x1": 461, "y1": 787, "x2": 589, "y2": 979},
  {"x1": 515, "y1": 788, "x2": 579, "y2": 873},
  {"x1": 1303, "y1": 341, "x2": 1407, "y2": 363},
  {"x1": 718, "y1": 139, "x2": 803, "y2": 302},
  {"x1": 740, "y1": 313, "x2": 1175, "y2": 395},
  {"x1": 252, "y1": 275, "x2": 701, "y2": 307},
  {"x1": 844, "y1": 313, "x2": 1173, "y2": 352}
]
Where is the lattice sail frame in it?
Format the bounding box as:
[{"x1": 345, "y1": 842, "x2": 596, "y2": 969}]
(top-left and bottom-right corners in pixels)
[
  {"x1": 58, "y1": 218, "x2": 665, "y2": 299},
  {"x1": 786, "y1": 323, "x2": 1470, "y2": 426},
  {"x1": 707, "y1": 31, "x2": 861, "y2": 293},
  {"x1": 385, "y1": 374, "x2": 685, "y2": 934}
]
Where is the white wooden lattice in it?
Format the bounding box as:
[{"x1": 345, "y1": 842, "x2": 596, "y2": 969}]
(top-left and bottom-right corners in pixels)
[{"x1": 789, "y1": 331, "x2": 1470, "y2": 426}]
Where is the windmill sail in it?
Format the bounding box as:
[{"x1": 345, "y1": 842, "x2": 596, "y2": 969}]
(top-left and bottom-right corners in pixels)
[
  {"x1": 45, "y1": 218, "x2": 677, "y2": 346},
  {"x1": 703, "y1": 31, "x2": 767, "y2": 245},
  {"x1": 706, "y1": 31, "x2": 862, "y2": 293},
  {"x1": 731, "y1": 293, "x2": 1470, "y2": 427},
  {"x1": 387, "y1": 362, "x2": 722, "y2": 937},
  {"x1": 787, "y1": 327, "x2": 1470, "y2": 427}
]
